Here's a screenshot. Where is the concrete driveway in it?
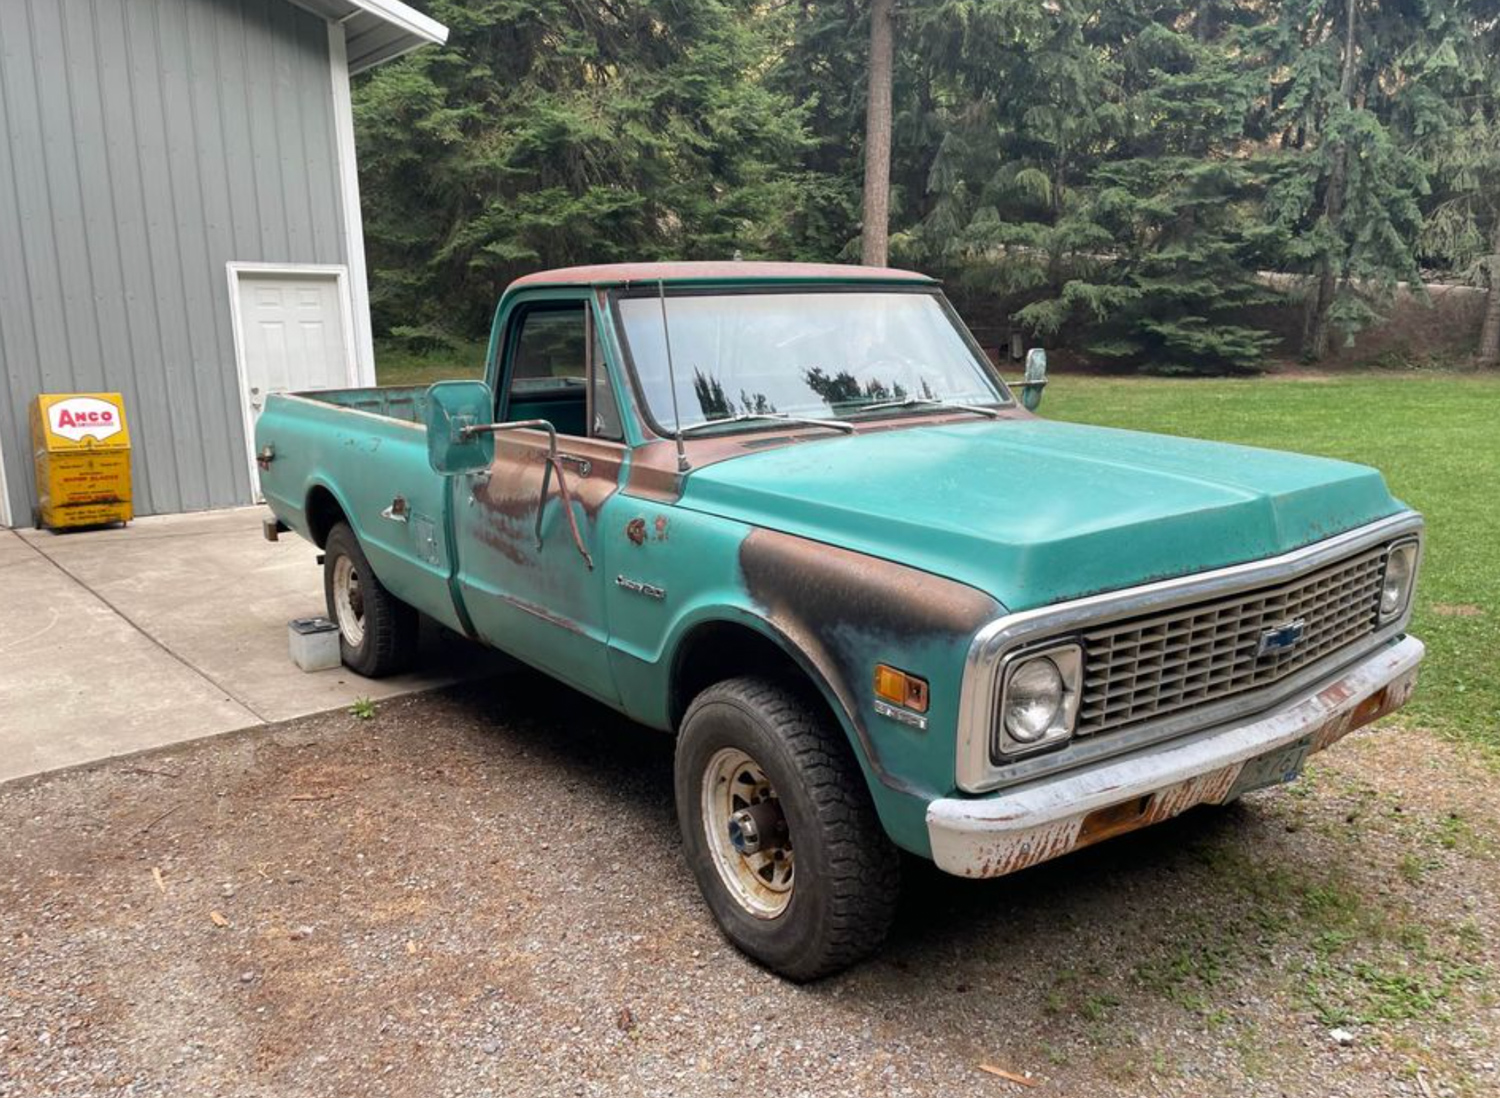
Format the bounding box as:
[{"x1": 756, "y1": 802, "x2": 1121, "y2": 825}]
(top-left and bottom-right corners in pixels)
[{"x1": 0, "y1": 508, "x2": 502, "y2": 784}]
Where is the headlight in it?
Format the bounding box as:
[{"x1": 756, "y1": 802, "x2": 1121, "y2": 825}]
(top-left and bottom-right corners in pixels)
[
  {"x1": 996, "y1": 644, "x2": 1082, "y2": 757},
  {"x1": 1004, "y1": 659, "x2": 1063, "y2": 742},
  {"x1": 1379, "y1": 540, "x2": 1419, "y2": 621}
]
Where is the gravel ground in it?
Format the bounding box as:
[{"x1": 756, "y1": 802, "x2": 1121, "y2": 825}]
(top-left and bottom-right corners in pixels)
[{"x1": 2, "y1": 670, "x2": 1497, "y2": 1098}]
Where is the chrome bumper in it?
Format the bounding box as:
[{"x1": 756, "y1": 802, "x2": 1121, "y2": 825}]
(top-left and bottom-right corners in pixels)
[{"x1": 927, "y1": 636, "x2": 1424, "y2": 878}]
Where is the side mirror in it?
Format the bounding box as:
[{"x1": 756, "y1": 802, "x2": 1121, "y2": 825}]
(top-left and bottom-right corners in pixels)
[
  {"x1": 425, "y1": 380, "x2": 496, "y2": 475},
  {"x1": 1020, "y1": 348, "x2": 1048, "y2": 412}
]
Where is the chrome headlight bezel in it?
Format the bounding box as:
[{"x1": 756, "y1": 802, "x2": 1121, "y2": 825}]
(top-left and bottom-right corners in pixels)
[
  {"x1": 994, "y1": 642, "x2": 1082, "y2": 758},
  {"x1": 1378, "y1": 538, "x2": 1420, "y2": 623}
]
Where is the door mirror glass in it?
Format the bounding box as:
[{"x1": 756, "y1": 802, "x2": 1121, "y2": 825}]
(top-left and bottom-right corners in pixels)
[
  {"x1": 1021, "y1": 348, "x2": 1048, "y2": 411},
  {"x1": 425, "y1": 380, "x2": 496, "y2": 475}
]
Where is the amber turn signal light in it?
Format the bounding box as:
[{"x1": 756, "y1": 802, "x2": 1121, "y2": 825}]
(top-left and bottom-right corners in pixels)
[{"x1": 874, "y1": 664, "x2": 929, "y2": 713}]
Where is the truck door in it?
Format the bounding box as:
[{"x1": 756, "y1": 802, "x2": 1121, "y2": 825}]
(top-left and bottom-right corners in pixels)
[{"x1": 452, "y1": 293, "x2": 627, "y2": 702}]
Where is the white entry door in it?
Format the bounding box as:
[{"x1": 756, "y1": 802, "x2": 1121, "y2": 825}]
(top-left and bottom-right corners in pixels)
[{"x1": 229, "y1": 265, "x2": 357, "y2": 498}]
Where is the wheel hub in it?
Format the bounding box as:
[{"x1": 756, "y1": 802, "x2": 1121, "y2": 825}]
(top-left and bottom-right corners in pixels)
[{"x1": 728, "y1": 800, "x2": 788, "y2": 856}]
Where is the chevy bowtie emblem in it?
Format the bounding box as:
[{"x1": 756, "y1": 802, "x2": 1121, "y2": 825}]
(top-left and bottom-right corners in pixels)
[{"x1": 1257, "y1": 619, "x2": 1306, "y2": 657}]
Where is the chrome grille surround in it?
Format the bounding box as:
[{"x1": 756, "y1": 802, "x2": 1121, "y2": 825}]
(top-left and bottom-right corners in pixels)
[{"x1": 955, "y1": 512, "x2": 1424, "y2": 794}]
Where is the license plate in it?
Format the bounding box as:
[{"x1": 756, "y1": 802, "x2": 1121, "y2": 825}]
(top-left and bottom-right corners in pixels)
[{"x1": 1227, "y1": 736, "x2": 1313, "y2": 800}]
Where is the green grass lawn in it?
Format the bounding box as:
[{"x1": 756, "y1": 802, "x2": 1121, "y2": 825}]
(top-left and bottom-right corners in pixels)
[
  {"x1": 1046, "y1": 372, "x2": 1500, "y2": 754},
  {"x1": 374, "y1": 339, "x2": 487, "y2": 388}
]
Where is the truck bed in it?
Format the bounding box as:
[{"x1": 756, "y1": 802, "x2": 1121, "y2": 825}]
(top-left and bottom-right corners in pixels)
[{"x1": 296, "y1": 385, "x2": 432, "y2": 425}]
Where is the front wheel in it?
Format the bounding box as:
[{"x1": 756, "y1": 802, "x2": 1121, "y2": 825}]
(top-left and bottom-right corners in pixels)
[
  {"x1": 675, "y1": 676, "x2": 901, "y2": 981},
  {"x1": 322, "y1": 522, "x2": 418, "y2": 677}
]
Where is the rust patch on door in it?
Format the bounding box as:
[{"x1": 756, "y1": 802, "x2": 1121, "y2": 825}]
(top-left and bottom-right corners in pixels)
[{"x1": 472, "y1": 431, "x2": 627, "y2": 567}]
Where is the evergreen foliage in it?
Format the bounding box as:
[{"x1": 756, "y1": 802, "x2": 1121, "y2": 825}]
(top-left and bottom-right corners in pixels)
[
  {"x1": 355, "y1": 0, "x2": 814, "y2": 341},
  {"x1": 354, "y1": 0, "x2": 1500, "y2": 371}
]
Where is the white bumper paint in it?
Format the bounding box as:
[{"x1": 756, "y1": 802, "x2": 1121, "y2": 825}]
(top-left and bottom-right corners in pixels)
[{"x1": 927, "y1": 636, "x2": 1425, "y2": 878}]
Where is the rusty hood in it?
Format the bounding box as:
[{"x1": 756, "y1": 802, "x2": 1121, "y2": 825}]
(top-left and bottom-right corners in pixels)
[{"x1": 674, "y1": 417, "x2": 1405, "y2": 612}]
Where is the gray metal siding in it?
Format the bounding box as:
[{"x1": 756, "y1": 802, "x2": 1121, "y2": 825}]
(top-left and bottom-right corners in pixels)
[{"x1": 0, "y1": 0, "x2": 346, "y2": 520}]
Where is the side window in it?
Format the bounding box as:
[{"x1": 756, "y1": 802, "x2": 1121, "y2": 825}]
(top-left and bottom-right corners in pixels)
[
  {"x1": 504, "y1": 302, "x2": 625, "y2": 442},
  {"x1": 511, "y1": 309, "x2": 586, "y2": 395}
]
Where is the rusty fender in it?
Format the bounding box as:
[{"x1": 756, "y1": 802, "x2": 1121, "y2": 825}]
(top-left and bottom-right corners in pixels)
[{"x1": 738, "y1": 527, "x2": 1001, "y2": 792}]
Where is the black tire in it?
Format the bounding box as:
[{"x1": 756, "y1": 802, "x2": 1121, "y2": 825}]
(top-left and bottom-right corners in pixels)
[
  {"x1": 322, "y1": 522, "x2": 418, "y2": 678},
  {"x1": 675, "y1": 675, "x2": 901, "y2": 981}
]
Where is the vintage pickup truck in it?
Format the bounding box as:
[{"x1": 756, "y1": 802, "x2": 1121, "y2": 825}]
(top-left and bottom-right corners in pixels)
[{"x1": 255, "y1": 261, "x2": 1424, "y2": 980}]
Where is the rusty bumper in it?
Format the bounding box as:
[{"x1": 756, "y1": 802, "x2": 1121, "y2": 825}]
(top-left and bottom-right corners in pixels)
[{"x1": 927, "y1": 636, "x2": 1424, "y2": 878}]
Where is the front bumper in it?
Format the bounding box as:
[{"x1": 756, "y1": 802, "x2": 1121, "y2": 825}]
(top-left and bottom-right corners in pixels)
[{"x1": 927, "y1": 635, "x2": 1424, "y2": 878}]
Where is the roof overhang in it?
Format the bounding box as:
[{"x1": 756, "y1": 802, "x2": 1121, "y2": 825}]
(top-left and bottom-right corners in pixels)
[{"x1": 289, "y1": 0, "x2": 448, "y2": 73}]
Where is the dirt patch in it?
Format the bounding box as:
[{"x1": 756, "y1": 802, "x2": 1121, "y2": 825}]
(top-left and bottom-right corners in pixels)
[
  {"x1": 2, "y1": 676, "x2": 1497, "y2": 1098},
  {"x1": 1433, "y1": 603, "x2": 1486, "y2": 618}
]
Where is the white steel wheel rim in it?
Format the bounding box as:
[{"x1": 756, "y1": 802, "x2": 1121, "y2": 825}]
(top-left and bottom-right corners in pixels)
[
  {"x1": 702, "y1": 747, "x2": 794, "y2": 919},
  {"x1": 332, "y1": 554, "x2": 366, "y2": 648}
]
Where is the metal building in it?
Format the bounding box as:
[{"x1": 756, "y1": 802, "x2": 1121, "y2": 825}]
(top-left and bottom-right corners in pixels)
[{"x1": 0, "y1": 0, "x2": 447, "y2": 526}]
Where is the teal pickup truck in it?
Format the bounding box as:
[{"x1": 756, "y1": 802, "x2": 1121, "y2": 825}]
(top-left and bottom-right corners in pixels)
[{"x1": 256, "y1": 261, "x2": 1424, "y2": 980}]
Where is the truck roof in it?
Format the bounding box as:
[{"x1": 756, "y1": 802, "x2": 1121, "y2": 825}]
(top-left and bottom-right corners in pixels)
[{"x1": 508, "y1": 261, "x2": 935, "y2": 291}]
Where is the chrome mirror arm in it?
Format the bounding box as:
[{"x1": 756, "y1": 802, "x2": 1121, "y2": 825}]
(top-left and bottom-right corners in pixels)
[{"x1": 460, "y1": 417, "x2": 559, "y2": 461}]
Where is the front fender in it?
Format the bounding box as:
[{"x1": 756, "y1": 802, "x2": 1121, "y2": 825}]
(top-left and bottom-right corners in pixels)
[{"x1": 604, "y1": 507, "x2": 1002, "y2": 857}]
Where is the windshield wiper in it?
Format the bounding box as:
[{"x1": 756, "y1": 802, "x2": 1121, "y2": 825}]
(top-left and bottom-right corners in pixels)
[
  {"x1": 856, "y1": 396, "x2": 1001, "y2": 420},
  {"x1": 679, "y1": 411, "x2": 855, "y2": 436}
]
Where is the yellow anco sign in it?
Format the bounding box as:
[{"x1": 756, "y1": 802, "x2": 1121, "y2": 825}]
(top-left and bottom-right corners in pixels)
[{"x1": 29, "y1": 392, "x2": 133, "y2": 530}]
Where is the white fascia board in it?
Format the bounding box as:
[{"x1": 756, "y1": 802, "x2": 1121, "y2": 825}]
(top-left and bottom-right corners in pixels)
[{"x1": 327, "y1": 23, "x2": 378, "y2": 386}]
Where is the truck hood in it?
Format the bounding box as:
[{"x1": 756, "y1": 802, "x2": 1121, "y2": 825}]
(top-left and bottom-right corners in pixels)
[{"x1": 677, "y1": 418, "x2": 1404, "y2": 611}]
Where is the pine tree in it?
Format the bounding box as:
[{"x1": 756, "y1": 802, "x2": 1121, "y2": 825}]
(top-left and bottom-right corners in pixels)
[
  {"x1": 1245, "y1": 0, "x2": 1449, "y2": 360},
  {"x1": 349, "y1": 0, "x2": 1497, "y2": 372},
  {"x1": 353, "y1": 0, "x2": 814, "y2": 342},
  {"x1": 1418, "y1": 1, "x2": 1500, "y2": 364},
  {"x1": 904, "y1": 0, "x2": 1278, "y2": 373}
]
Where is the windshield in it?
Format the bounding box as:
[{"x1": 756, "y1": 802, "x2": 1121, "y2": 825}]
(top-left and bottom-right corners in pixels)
[{"x1": 615, "y1": 290, "x2": 1009, "y2": 432}]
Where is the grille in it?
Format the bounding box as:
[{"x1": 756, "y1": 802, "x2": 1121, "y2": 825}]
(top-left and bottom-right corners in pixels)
[{"x1": 1074, "y1": 546, "x2": 1389, "y2": 737}]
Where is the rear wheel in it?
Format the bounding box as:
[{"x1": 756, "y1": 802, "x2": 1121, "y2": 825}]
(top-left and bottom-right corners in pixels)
[
  {"x1": 675, "y1": 676, "x2": 901, "y2": 981},
  {"x1": 323, "y1": 522, "x2": 418, "y2": 677}
]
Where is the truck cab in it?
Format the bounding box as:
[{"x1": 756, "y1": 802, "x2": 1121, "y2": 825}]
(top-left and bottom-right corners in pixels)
[{"x1": 255, "y1": 262, "x2": 1424, "y2": 980}]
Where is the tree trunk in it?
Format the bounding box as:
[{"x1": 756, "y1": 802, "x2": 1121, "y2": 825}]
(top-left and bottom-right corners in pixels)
[
  {"x1": 860, "y1": 0, "x2": 894, "y2": 267},
  {"x1": 1302, "y1": 260, "x2": 1340, "y2": 361},
  {"x1": 1480, "y1": 218, "x2": 1500, "y2": 366},
  {"x1": 1302, "y1": 0, "x2": 1359, "y2": 361}
]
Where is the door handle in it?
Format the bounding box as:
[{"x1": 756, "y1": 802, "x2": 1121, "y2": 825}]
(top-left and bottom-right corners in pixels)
[{"x1": 557, "y1": 453, "x2": 592, "y2": 477}]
